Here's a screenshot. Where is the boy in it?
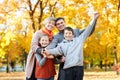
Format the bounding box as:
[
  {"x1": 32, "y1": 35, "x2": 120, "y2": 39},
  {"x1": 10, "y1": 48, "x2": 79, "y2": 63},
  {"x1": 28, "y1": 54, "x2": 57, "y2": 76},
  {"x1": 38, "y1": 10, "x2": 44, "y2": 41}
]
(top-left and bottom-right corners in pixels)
[{"x1": 44, "y1": 12, "x2": 99, "y2": 80}]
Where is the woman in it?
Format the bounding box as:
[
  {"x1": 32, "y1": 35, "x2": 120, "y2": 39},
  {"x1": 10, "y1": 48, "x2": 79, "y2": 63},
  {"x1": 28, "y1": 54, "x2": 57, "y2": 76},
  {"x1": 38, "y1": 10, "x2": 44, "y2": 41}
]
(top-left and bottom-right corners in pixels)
[{"x1": 25, "y1": 17, "x2": 56, "y2": 80}]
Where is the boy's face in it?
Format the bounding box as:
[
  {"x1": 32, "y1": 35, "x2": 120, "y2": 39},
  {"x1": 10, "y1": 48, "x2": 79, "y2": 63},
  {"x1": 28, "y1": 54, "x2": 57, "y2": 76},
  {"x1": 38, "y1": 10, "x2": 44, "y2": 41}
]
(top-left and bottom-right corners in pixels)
[
  {"x1": 39, "y1": 36, "x2": 49, "y2": 47},
  {"x1": 56, "y1": 19, "x2": 66, "y2": 31},
  {"x1": 64, "y1": 30, "x2": 74, "y2": 41}
]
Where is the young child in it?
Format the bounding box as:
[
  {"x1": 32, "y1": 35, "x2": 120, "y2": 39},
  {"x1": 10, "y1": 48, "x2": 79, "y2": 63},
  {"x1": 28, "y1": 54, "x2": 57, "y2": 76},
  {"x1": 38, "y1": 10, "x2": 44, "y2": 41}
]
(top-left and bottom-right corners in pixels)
[{"x1": 35, "y1": 34, "x2": 56, "y2": 80}]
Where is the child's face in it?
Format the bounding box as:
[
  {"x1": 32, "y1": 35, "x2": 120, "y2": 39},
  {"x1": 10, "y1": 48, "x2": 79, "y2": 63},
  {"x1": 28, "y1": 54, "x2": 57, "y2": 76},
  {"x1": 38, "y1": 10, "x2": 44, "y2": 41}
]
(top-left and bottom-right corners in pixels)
[
  {"x1": 39, "y1": 36, "x2": 49, "y2": 47},
  {"x1": 64, "y1": 30, "x2": 74, "y2": 41},
  {"x1": 45, "y1": 20, "x2": 55, "y2": 31}
]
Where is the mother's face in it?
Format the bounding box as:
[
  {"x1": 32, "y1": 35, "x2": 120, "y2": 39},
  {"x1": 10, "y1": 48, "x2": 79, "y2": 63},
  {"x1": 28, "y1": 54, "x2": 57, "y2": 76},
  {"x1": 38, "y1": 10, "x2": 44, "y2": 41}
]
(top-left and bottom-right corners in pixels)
[{"x1": 45, "y1": 20, "x2": 55, "y2": 31}]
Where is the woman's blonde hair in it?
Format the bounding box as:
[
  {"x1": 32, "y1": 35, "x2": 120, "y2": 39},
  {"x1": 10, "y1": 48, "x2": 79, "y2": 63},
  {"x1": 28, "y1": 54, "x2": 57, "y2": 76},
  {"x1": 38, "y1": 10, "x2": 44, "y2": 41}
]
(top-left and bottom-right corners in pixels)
[{"x1": 43, "y1": 17, "x2": 55, "y2": 25}]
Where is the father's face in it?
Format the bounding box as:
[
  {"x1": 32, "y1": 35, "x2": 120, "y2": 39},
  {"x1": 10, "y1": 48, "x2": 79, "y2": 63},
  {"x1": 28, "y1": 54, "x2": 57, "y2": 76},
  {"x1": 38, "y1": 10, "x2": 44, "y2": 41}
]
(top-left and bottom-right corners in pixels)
[{"x1": 56, "y1": 19, "x2": 66, "y2": 31}]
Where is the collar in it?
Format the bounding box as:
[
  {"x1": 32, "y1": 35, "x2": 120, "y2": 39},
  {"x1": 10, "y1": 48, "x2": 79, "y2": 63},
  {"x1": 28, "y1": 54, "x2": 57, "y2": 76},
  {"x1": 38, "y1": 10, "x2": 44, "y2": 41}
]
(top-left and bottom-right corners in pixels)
[
  {"x1": 58, "y1": 30, "x2": 64, "y2": 34},
  {"x1": 62, "y1": 39, "x2": 73, "y2": 43}
]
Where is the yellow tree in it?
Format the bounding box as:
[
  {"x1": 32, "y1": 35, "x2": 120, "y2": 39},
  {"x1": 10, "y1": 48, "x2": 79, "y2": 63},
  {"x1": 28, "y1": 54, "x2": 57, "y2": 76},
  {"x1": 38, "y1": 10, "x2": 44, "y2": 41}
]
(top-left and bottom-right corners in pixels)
[
  {"x1": 1, "y1": 0, "x2": 120, "y2": 72},
  {"x1": 82, "y1": 0, "x2": 120, "y2": 70},
  {"x1": 0, "y1": 29, "x2": 17, "y2": 72},
  {"x1": 17, "y1": 0, "x2": 58, "y2": 32},
  {"x1": 0, "y1": 30, "x2": 6, "y2": 63},
  {"x1": 0, "y1": 0, "x2": 25, "y2": 72}
]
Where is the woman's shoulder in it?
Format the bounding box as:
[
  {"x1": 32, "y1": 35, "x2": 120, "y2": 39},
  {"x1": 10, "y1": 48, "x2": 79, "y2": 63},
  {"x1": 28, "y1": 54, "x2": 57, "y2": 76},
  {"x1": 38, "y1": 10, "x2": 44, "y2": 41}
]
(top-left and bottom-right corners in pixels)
[
  {"x1": 35, "y1": 30, "x2": 41, "y2": 34},
  {"x1": 35, "y1": 30, "x2": 46, "y2": 35}
]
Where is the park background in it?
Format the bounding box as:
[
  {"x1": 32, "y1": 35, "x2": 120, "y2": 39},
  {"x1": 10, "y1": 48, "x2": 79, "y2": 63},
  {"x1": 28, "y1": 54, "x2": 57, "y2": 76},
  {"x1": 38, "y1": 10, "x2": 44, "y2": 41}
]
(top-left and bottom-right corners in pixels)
[{"x1": 0, "y1": 0, "x2": 120, "y2": 80}]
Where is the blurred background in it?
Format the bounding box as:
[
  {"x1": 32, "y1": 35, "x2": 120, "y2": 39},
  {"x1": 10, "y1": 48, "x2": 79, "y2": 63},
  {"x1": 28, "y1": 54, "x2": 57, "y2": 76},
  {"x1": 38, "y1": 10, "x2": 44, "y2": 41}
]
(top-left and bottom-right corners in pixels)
[{"x1": 0, "y1": 0, "x2": 120, "y2": 80}]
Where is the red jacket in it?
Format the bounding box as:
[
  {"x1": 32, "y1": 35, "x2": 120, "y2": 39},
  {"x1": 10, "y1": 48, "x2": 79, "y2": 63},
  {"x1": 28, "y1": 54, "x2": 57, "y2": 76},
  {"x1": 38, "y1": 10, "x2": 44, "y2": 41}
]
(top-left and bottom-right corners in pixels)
[{"x1": 35, "y1": 59, "x2": 56, "y2": 78}]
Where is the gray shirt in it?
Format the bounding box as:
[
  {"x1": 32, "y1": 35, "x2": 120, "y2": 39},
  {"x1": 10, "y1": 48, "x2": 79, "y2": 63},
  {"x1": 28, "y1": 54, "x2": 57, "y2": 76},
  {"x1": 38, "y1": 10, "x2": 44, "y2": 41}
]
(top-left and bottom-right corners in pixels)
[{"x1": 48, "y1": 19, "x2": 96, "y2": 69}]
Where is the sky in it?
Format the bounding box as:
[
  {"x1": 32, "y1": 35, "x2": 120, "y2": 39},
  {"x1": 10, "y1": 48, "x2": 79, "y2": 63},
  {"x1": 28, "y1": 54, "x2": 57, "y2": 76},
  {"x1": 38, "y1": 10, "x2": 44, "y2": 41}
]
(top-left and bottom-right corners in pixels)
[{"x1": 0, "y1": 0, "x2": 4, "y2": 3}]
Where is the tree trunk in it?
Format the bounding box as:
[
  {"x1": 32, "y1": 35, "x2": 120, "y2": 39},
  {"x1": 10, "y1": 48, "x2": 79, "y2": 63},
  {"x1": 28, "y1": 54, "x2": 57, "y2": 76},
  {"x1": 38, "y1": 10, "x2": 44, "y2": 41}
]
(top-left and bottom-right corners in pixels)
[
  {"x1": 99, "y1": 60, "x2": 103, "y2": 69},
  {"x1": 113, "y1": 46, "x2": 119, "y2": 75},
  {"x1": 6, "y1": 54, "x2": 10, "y2": 73}
]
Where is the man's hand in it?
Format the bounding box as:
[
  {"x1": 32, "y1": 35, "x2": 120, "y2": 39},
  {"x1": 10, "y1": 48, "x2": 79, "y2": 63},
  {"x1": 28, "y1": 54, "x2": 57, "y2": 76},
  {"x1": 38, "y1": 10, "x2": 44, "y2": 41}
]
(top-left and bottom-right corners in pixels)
[
  {"x1": 42, "y1": 52, "x2": 47, "y2": 58},
  {"x1": 47, "y1": 55, "x2": 54, "y2": 59},
  {"x1": 43, "y1": 49, "x2": 50, "y2": 56},
  {"x1": 42, "y1": 49, "x2": 54, "y2": 59},
  {"x1": 41, "y1": 48, "x2": 51, "y2": 57},
  {"x1": 41, "y1": 48, "x2": 47, "y2": 58},
  {"x1": 61, "y1": 56, "x2": 65, "y2": 62}
]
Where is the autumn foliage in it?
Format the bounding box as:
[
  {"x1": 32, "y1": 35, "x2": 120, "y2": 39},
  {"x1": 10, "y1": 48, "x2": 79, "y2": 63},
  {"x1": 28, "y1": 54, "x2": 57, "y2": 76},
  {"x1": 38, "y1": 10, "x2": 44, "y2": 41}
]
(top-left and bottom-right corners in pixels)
[{"x1": 0, "y1": 0, "x2": 120, "y2": 72}]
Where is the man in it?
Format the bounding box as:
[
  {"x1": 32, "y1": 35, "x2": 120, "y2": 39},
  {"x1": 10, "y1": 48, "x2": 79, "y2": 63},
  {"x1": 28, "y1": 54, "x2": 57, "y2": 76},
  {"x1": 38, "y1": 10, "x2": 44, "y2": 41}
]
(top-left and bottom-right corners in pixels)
[{"x1": 47, "y1": 12, "x2": 99, "y2": 80}]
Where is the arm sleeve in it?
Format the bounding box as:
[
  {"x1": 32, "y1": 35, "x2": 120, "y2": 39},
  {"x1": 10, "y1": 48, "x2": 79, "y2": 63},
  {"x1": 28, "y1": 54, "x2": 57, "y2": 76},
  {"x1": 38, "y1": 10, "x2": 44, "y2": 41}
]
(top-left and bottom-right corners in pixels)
[
  {"x1": 46, "y1": 37, "x2": 58, "y2": 49},
  {"x1": 78, "y1": 18, "x2": 97, "y2": 36},
  {"x1": 35, "y1": 53, "x2": 47, "y2": 66},
  {"x1": 48, "y1": 45, "x2": 63, "y2": 56},
  {"x1": 30, "y1": 31, "x2": 41, "y2": 53},
  {"x1": 78, "y1": 29, "x2": 85, "y2": 35},
  {"x1": 86, "y1": 19, "x2": 97, "y2": 36},
  {"x1": 80, "y1": 19, "x2": 97, "y2": 41}
]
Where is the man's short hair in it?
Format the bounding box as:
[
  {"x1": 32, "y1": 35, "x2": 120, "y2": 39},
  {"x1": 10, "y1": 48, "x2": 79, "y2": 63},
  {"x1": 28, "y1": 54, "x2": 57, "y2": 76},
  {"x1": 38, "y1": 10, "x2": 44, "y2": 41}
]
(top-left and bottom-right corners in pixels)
[
  {"x1": 55, "y1": 17, "x2": 65, "y2": 22},
  {"x1": 64, "y1": 27, "x2": 74, "y2": 35}
]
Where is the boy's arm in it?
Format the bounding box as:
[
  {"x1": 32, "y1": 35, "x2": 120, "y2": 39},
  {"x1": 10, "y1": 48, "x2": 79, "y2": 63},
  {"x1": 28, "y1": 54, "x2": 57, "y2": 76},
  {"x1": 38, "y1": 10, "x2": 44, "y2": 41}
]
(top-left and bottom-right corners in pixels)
[
  {"x1": 45, "y1": 45, "x2": 64, "y2": 56},
  {"x1": 89, "y1": 19, "x2": 97, "y2": 36},
  {"x1": 35, "y1": 53, "x2": 47, "y2": 66},
  {"x1": 80, "y1": 12, "x2": 100, "y2": 40},
  {"x1": 83, "y1": 19, "x2": 97, "y2": 36},
  {"x1": 77, "y1": 18, "x2": 97, "y2": 36},
  {"x1": 76, "y1": 12, "x2": 98, "y2": 37}
]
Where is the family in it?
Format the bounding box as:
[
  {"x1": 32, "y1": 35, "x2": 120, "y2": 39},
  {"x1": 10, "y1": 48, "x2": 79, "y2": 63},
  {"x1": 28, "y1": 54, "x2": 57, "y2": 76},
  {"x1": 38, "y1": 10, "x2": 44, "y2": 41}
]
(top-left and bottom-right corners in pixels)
[{"x1": 25, "y1": 12, "x2": 100, "y2": 80}]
